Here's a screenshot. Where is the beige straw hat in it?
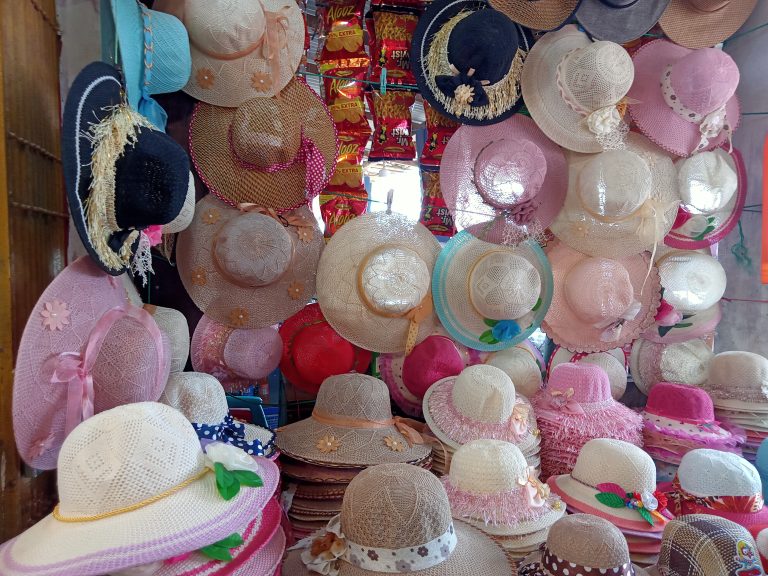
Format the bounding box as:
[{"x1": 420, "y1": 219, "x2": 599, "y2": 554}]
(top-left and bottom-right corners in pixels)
[
  {"x1": 659, "y1": 0, "x2": 759, "y2": 50},
  {"x1": 177, "y1": 195, "x2": 323, "y2": 329},
  {"x1": 275, "y1": 373, "x2": 432, "y2": 467},
  {"x1": 485, "y1": 343, "x2": 544, "y2": 399},
  {"x1": 316, "y1": 212, "x2": 441, "y2": 354},
  {"x1": 489, "y1": 0, "x2": 580, "y2": 30},
  {"x1": 163, "y1": 172, "x2": 197, "y2": 234},
  {"x1": 143, "y1": 304, "x2": 190, "y2": 373},
  {"x1": 629, "y1": 337, "x2": 713, "y2": 395},
  {"x1": 656, "y1": 250, "x2": 727, "y2": 314},
  {"x1": 550, "y1": 132, "x2": 679, "y2": 259},
  {"x1": 706, "y1": 351, "x2": 768, "y2": 413}
]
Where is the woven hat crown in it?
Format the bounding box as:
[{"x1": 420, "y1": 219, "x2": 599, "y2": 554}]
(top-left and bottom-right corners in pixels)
[
  {"x1": 635, "y1": 339, "x2": 713, "y2": 392},
  {"x1": 146, "y1": 305, "x2": 189, "y2": 373},
  {"x1": 571, "y1": 438, "x2": 656, "y2": 493},
  {"x1": 577, "y1": 150, "x2": 651, "y2": 221},
  {"x1": 677, "y1": 149, "x2": 737, "y2": 213},
  {"x1": 564, "y1": 257, "x2": 633, "y2": 324},
  {"x1": 473, "y1": 139, "x2": 547, "y2": 208},
  {"x1": 341, "y1": 463, "x2": 453, "y2": 549},
  {"x1": 315, "y1": 373, "x2": 393, "y2": 422},
  {"x1": 160, "y1": 372, "x2": 229, "y2": 425},
  {"x1": 57, "y1": 402, "x2": 204, "y2": 517},
  {"x1": 223, "y1": 326, "x2": 282, "y2": 379},
  {"x1": 548, "y1": 363, "x2": 611, "y2": 404},
  {"x1": 449, "y1": 439, "x2": 528, "y2": 494},
  {"x1": 359, "y1": 245, "x2": 431, "y2": 317},
  {"x1": 669, "y1": 48, "x2": 739, "y2": 116},
  {"x1": 469, "y1": 251, "x2": 541, "y2": 320},
  {"x1": 707, "y1": 351, "x2": 768, "y2": 401},
  {"x1": 658, "y1": 252, "x2": 726, "y2": 314},
  {"x1": 185, "y1": 0, "x2": 266, "y2": 57},
  {"x1": 231, "y1": 97, "x2": 302, "y2": 168},
  {"x1": 452, "y1": 365, "x2": 516, "y2": 423},
  {"x1": 546, "y1": 514, "x2": 632, "y2": 569},
  {"x1": 645, "y1": 381, "x2": 714, "y2": 423},
  {"x1": 485, "y1": 346, "x2": 542, "y2": 399},
  {"x1": 679, "y1": 449, "x2": 762, "y2": 497}
]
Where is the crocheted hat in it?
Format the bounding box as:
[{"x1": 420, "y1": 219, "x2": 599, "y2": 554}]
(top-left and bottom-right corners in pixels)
[
  {"x1": 546, "y1": 345, "x2": 628, "y2": 400},
  {"x1": 659, "y1": 0, "x2": 759, "y2": 49},
  {"x1": 488, "y1": 0, "x2": 579, "y2": 30},
  {"x1": 630, "y1": 337, "x2": 713, "y2": 395},
  {"x1": 144, "y1": 304, "x2": 190, "y2": 373},
  {"x1": 705, "y1": 351, "x2": 768, "y2": 413},
  {"x1": 485, "y1": 341, "x2": 545, "y2": 399},
  {"x1": 657, "y1": 251, "x2": 726, "y2": 315},
  {"x1": 576, "y1": 0, "x2": 671, "y2": 44}
]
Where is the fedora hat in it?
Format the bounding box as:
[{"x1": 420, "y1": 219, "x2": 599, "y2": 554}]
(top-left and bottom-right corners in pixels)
[
  {"x1": 659, "y1": 0, "x2": 759, "y2": 49},
  {"x1": 488, "y1": 0, "x2": 580, "y2": 30},
  {"x1": 177, "y1": 195, "x2": 323, "y2": 329},
  {"x1": 576, "y1": 0, "x2": 671, "y2": 44},
  {"x1": 485, "y1": 341, "x2": 545, "y2": 399},
  {"x1": 629, "y1": 337, "x2": 713, "y2": 395},
  {"x1": 546, "y1": 345, "x2": 628, "y2": 400},
  {"x1": 705, "y1": 351, "x2": 768, "y2": 413}
]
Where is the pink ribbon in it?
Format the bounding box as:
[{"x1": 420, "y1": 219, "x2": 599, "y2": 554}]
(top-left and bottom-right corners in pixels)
[
  {"x1": 517, "y1": 466, "x2": 550, "y2": 508},
  {"x1": 503, "y1": 197, "x2": 537, "y2": 226},
  {"x1": 261, "y1": 8, "x2": 292, "y2": 87},
  {"x1": 542, "y1": 387, "x2": 585, "y2": 416},
  {"x1": 144, "y1": 225, "x2": 163, "y2": 247}
]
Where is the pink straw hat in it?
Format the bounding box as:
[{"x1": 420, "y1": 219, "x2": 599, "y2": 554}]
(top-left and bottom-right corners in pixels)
[
  {"x1": 439, "y1": 114, "x2": 568, "y2": 245},
  {"x1": 628, "y1": 40, "x2": 741, "y2": 158},
  {"x1": 191, "y1": 314, "x2": 282, "y2": 383},
  {"x1": 12, "y1": 256, "x2": 171, "y2": 471},
  {"x1": 546, "y1": 345, "x2": 628, "y2": 400}
]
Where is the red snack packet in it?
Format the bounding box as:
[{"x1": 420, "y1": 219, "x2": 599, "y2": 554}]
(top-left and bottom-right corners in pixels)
[
  {"x1": 367, "y1": 90, "x2": 416, "y2": 162},
  {"x1": 322, "y1": 67, "x2": 371, "y2": 136},
  {"x1": 371, "y1": 0, "x2": 426, "y2": 10},
  {"x1": 420, "y1": 169, "x2": 456, "y2": 237},
  {"x1": 370, "y1": 9, "x2": 419, "y2": 86},
  {"x1": 420, "y1": 100, "x2": 460, "y2": 168},
  {"x1": 320, "y1": 132, "x2": 370, "y2": 237},
  {"x1": 320, "y1": 189, "x2": 368, "y2": 238},
  {"x1": 319, "y1": 0, "x2": 370, "y2": 69}
]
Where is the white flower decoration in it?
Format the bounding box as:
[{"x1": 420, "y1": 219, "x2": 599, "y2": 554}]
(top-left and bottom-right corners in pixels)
[
  {"x1": 587, "y1": 105, "x2": 622, "y2": 137},
  {"x1": 204, "y1": 441, "x2": 261, "y2": 474},
  {"x1": 296, "y1": 515, "x2": 347, "y2": 576}
]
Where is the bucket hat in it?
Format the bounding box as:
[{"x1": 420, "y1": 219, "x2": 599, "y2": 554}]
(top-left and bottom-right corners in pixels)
[
  {"x1": 485, "y1": 341, "x2": 545, "y2": 399},
  {"x1": 706, "y1": 352, "x2": 768, "y2": 413},
  {"x1": 177, "y1": 196, "x2": 323, "y2": 329},
  {"x1": 488, "y1": 0, "x2": 580, "y2": 30},
  {"x1": 144, "y1": 304, "x2": 190, "y2": 373},
  {"x1": 316, "y1": 212, "x2": 441, "y2": 354},
  {"x1": 12, "y1": 257, "x2": 171, "y2": 470},
  {"x1": 628, "y1": 40, "x2": 741, "y2": 158},
  {"x1": 412, "y1": 0, "x2": 532, "y2": 126},
  {"x1": 576, "y1": 0, "x2": 671, "y2": 44},
  {"x1": 629, "y1": 337, "x2": 713, "y2": 395},
  {"x1": 659, "y1": 0, "x2": 759, "y2": 49},
  {"x1": 547, "y1": 345, "x2": 628, "y2": 400}
]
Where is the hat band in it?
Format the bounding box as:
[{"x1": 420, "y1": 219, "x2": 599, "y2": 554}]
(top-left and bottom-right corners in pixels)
[
  {"x1": 192, "y1": 414, "x2": 270, "y2": 456},
  {"x1": 669, "y1": 474, "x2": 764, "y2": 515},
  {"x1": 541, "y1": 549, "x2": 635, "y2": 576},
  {"x1": 312, "y1": 410, "x2": 431, "y2": 446},
  {"x1": 644, "y1": 409, "x2": 719, "y2": 427}
]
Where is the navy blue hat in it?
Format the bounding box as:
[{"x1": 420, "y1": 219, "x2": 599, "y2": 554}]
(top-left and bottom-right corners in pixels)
[{"x1": 62, "y1": 62, "x2": 189, "y2": 278}]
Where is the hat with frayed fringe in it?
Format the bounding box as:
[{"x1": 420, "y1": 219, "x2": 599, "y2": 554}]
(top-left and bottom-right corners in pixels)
[{"x1": 547, "y1": 345, "x2": 627, "y2": 400}]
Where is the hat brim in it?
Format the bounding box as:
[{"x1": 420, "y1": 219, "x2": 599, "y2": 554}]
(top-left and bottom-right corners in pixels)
[
  {"x1": 659, "y1": 0, "x2": 758, "y2": 49},
  {"x1": 641, "y1": 302, "x2": 721, "y2": 344},
  {"x1": 280, "y1": 457, "x2": 364, "y2": 484},
  {"x1": 0, "y1": 459, "x2": 280, "y2": 576},
  {"x1": 715, "y1": 398, "x2": 768, "y2": 413},
  {"x1": 628, "y1": 40, "x2": 741, "y2": 158},
  {"x1": 547, "y1": 345, "x2": 628, "y2": 400},
  {"x1": 519, "y1": 554, "x2": 650, "y2": 576},
  {"x1": 576, "y1": 0, "x2": 670, "y2": 44},
  {"x1": 488, "y1": 0, "x2": 580, "y2": 30}
]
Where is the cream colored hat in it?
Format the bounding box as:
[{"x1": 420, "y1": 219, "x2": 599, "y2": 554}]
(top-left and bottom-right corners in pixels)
[
  {"x1": 485, "y1": 343, "x2": 544, "y2": 398},
  {"x1": 630, "y1": 337, "x2": 713, "y2": 395},
  {"x1": 144, "y1": 304, "x2": 190, "y2": 373},
  {"x1": 706, "y1": 351, "x2": 768, "y2": 413},
  {"x1": 162, "y1": 172, "x2": 197, "y2": 234},
  {"x1": 316, "y1": 212, "x2": 441, "y2": 354},
  {"x1": 547, "y1": 345, "x2": 628, "y2": 400},
  {"x1": 657, "y1": 250, "x2": 726, "y2": 314}
]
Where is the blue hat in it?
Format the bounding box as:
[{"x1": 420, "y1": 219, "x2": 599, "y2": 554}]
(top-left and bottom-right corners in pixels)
[
  {"x1": 757, "y1": 438, "x2": 768, "y2": 499},
  {"x1": 100, "y1": 0, "x2": 191, "y2": 130}
]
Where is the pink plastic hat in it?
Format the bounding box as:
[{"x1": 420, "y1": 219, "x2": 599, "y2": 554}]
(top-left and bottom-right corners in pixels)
[
  {"x1": 628, "y1": 40, "x2": 741, "y2": 158},
  {"x1": 12, "y1": 257, "x2": 170, "y2": 470}
]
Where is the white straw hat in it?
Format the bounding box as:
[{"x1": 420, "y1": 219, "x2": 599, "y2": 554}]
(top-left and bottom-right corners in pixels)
[
  {"x1": 485, "y1": 342, "x2": 544, "y2": 399},
  {"x1": 706, "y1": 351, "x2": 768, "y2": 413},
  {"x1": 656, "y1": 250, "x2": 726, "y2": 314},
  {"x1": 630, "y1": 337, "x2": 713, "y2": 395},
  {"x1": 144, "y1": 304, "x2": 190, "y2": 373}
]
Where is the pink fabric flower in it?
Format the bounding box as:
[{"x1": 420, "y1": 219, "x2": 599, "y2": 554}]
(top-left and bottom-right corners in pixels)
[
  {"x1": 655, "y1": 299, "x2": 683, "y2": 327},
  {"x1": 40, "y1": 299, "x2": 71, "y2": 331},
  {"x1": 673, "y1": 207, "x2": 693, "y2": 230},
  {"x1": 144, "y1": 225, "x2": 163, "y2": 247}
]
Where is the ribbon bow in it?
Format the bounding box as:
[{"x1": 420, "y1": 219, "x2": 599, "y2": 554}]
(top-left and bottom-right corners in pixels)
[
  {"x1": 435, "y1": 66, "x2": 490, "y2": 108},
  {"x1": 292, "y1": 515, "x2": 347, "y2": 576},
  {"x1": 261, "y1": 8, "x2": 292, "y2": 88},
  {"x1": 393, "y1": 416, "x2": 450, "y2": 465},
  {"x1": 404, "y1": 293, "x2": 433, "y2": 356},
  {"x1": 193, "y1": 414, "x2": 267, "y2": 456},
  {"x1": 593, "y1": 300, "x2": 641, "y2": 343},
  {"x1": 503, "y1": 197, "x2": 537, "y2": 225},
  {"x1": 510, "y1": 403, "x2": 530, "y2": 439},
  {"x1": 543, "y1": 387, "x2": 585, "y2": 416},
  {"x1": 517, "y1": 466, "x2": 550, "y2": 508},
  {"x1": 698, "y1": 105, "x2": 732, "y2": 153}
]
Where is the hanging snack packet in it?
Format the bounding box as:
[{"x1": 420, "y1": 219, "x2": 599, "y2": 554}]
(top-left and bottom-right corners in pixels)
[
  {"x1": 319, "y1": 0, "x2": 370, "y2": 69},
  {"x1": 370, "y1": 8, "x2": 419, "y2": 87},
  {"x1": 322, "y1": 67, "x2": 371, "y2": 135},
  {"x1": 419, "y1": 100, "x2": 460, "y2": 168},
  {"x1": 367, "y1": 90, "x2": 416, "y2": 162},
  {"x1": 420, "y1": 169, "x2": 456, "y2": 237}
]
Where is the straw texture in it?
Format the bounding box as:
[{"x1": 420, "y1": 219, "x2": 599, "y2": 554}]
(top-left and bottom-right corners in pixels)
[
  {"x1": 145, "y1": 304, "x2": 189, "y2": 373},
  {"x1": 547, "y1": 346, "x2": 627, "y2": 400},
  {"x1": 488, "y1": 0, "x2": 579, "y2": 30},
  {"x1": 659, "y1": 0, "x2": 758, "y2": 49},
  {"x1": 485, "y1": 343, "x2": 544, "y2": 399},
  {"x1": 705, "y1": 351, "x2": 768, "y2": 409},
  {"x1": 630, "y1": 338, "x2": 713, "y2": 395},
  {"x1": 576, "y1": 0, "x2": 670, "y2": 44}
]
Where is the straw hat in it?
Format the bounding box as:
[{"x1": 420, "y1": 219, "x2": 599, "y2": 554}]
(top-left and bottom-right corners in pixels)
[
  {"x1": 439, "y1": 114, "x2": 567, "y2": 246},
  {"x1": 144, "y1": 304, "x2": 190, "y2": 373},
  {"x1": 549, "y1": 439, "x2": 672, "y2": 533},
  {"x1": 542, "y1": 241, "x2": 661, "y2": 354},
  {"x1": 659, "y1": 0, "x2": 759, "y2": 49},
  {"x1": 575, "y1": 0, "x2": 671, "y2": 44},
  {"x1": 521, "y1": 25, "x2": 634, "y2": 153},
  {"x1": 0, "y1": 402, "x2": 279, "y2": 576},
  {"x1": 177, "y1": 195, "x2": 323, "y2": 329},
  {"x1": 550, "y1": 133, "x2": 679, "y2": 259},
  {"x1": 547, "y1": 345, "x2": 628, "y2": 400},
  {"x1": 411, "y1": 0, "x2": 532, "y2": 126},
  {"x1": 163, "y1": 173, "x2": 197, "y2": 235},
  {"x1": 190, "y1": 79, "x2": 338, "y2": 212},
  {"x1": 518, "y1": 514, "x2": 651, "y2": 576},
  {"x1": 656, "y1": 251, "x2": 726, "y2": 315},
  {"x1": 316, "y1": 212, "x2": 441, "y2": 354},
  {"x1": 643, "y1": 301, "x2": 722, "y2": 344},
  {"x1": 175, "y1": 0, "x2": 304, "y2": 106},
  {"x1": 191, "y1": 314, "x2": 282, "y2": 383},
  {"x1": 629, "y1": 337, "x2": 713, "y2": 395},
  {"x1": 628, "y1": 40, "x2": 741, "y2": 158},
  {"x1": 12, "y1": 257, "x2": 171, "y2": 471},
  {"x1": 279, "y1": 303, "x2": 372, "y2": 395},
  {"x1": 485, "y1": 341, "x2": 545, "y2": 399},
  {"x1": 283, "y1": 463, "x2": 515, "y2": 575},
  {"x1": 433, "y1": 232, "x2": 553, "y2": 352},
  {"x1": 275, "y1": 373, "x2": 432, "y2": 467},
  {"x1": 443, "y1": 440, "x2": 565, "y2": 536},
  {"x1": 487, "y1": 0, "x2": 579, "y2": 30},
  {"x1": 666, "y1": 148, "x2": 747, "y2": 249},
  {"x1": 706, "y1": 351, "x2": 768, "y2": 413}
]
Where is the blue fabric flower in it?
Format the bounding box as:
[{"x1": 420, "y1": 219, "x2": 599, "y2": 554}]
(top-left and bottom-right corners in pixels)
[{"x1": 491, "y1": 320, "x2": 521, "y2": 342}]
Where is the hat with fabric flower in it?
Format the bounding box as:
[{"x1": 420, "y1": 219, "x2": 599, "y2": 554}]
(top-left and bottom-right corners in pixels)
[
  {"x1": 659, "y1": 0, "x2": 759, "y2": 49},
  {"x1": 629, "y1": 337, "x2": 713, "y2": 395},
  {"x1": 542, "y1": 241, "x2": 661, "y2": 354},
  {"x1": 283, "y1": 463, "x2": 515, "y2": 575},
  {"x1": 12, "y1": 256, "x2": 171, "y2": 471},
  {"x1": 485, "y1": 341, "x2": 545, "y2": 399},
  {"x1": 0, "y1": 402, "x2": 279, "y2": 576},
  {"x1": 628, "y1": 40, "x2": 741, "y2": 158},
  {"x1": 643, "y1": 298, "x2": 722, "y2": 344},
  {"x1": 547, "y1": 345, "x2": 628, "y2": 400}
]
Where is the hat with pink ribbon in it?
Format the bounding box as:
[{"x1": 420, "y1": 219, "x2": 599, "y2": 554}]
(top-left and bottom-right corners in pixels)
[{"x1": 12, "y1": 257, "x2": 171, "y2": 471}]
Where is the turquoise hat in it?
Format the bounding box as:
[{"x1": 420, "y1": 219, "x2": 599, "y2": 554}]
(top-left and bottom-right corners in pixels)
[
  {"x1": 757, "y1": 438, "x2": 768, "y2": 499},
  {"x1": 432, "y1": 232, "x2": 553, "y2": 352},
  {"x1": 100, "y1": 0, "x2": 191, "y2": 130}
]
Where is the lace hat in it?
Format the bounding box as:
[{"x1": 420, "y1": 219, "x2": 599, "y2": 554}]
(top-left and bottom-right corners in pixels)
[
  {"x1": 542, "y1": 241, "x2": 661, "y2": 354},
  {"x1": 0, "y1": 402, "x2": 279, "y2": 576},
  {"x1": 549, "y1": 438, "x2": 673, "y2": 533},
  {"x1": 191, "y1": 314, "x2": 282, "y2": 383},
  {"x1": 316, "y1": 212, "x2": 441, "y2": 354},
  {"x1": 521, "y1": 25, "x2": 634, "y2": 153},
  {"x1": 657, "y1": 251, "x2": 727, "y2": 315},
  {"x1": 659, "y1": 0, "x2": 759, "y2": 49},
  {"x1": 279, "y1": 303, "x2": 372, "y2": 395},
  {"x1": 190, "y1": 78, "x2": 338, "y2": 212},
  {"x1": 705, "y1": 351, "x2": 768, "y2": 413},
  {"x1": 488, "y1": 0, "x2": 579, "y2": 30},
  {"x1": 547, "y1": 345, "x2": 628, "y2": 400},
  {"x1": 575, "y1": 0, "x2": 671, "y2": 44},
  {"x1": 176, "y1": 195, "x2": 323, "y2": 329},
  {"x1": 485, "y1": 341, "x2": 545, "y2": 399},
  {"x1": 144, "y1": 304, "x2": 190, "y2": 373},
  {"x1": 284, "y1": 463, "x2": 515, "y2": 575},
  {"x1": 12, "y1": 257, "x2": 171, "y2": 471},
  {"x1": 275, "y1": 373, "x2": 432, "y2": 467},
  {"x1": 550, "y1": 132, "x2": 679, "y2": 259},
  {"x1": 433, "y1": 232, "x2": 553, "y2": 352},
  {"x1": 628, "y1": 40, "x2": 741, "y2": 158},
  {"x1": 411, "y1": 0, "x2": 532, "y2": 126},
  {"x1": 629, "y1": 337, "x2": 713, "y2": 395}
]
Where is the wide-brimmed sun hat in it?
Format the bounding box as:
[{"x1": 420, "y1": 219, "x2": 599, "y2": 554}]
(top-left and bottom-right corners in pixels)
[
  {"x1": 0, "y1": 402, "x2": 279, "y2": 576},
  {"x1": 521, "y1": 25, "x2": 634, "y2": 153},
  {"x1": 316, "y1": 212, "x2": 441, "y2": 354},
  {"x1": 433, "y1": 232, "x2": 552, "y2": 352},
  {"x1": 629, "y1": 337, "x2": 713, "y2": 395},
  {"x1": 163, "y1": 173, "x2": 197, "y2": 235},
  {"x1": 284, "y1": 463, "x2": 515, "y2": 575},
  {"x1": 550, "y1": 132, "x2": 679, "y2": 259},
  {"x1": 575, "y1": 0, "x2": 671, "y2": 44},
  {"x1": 485, "y1": 341, "x2": 544, "y2": 399},
  {"x1": 144, "y1": 304, "x2": 190, "y2": 373},
  {"x1": 190, "y1": 78, "x2": 338, "y2": 212},
  {"x1": 488, "y1": 0, "x2": 580, "y2": 30},
  {"x1": 12, "y1": 257, "x2": 171, "y2": 471},
  {"x1": 177, "y1": 195, "x2": 323, "y2": 329},
  {"x1": 656, "y1": 250, "x2": 726, "y2": 315},
  {"x1": 628, "y1": 40, "x2": 741, "y2": 158},
  {"x1": 659, "y1": 0, "x2": 759, "y2": 49},
  {"x1": 440, "y1": 114, "x2": 568, "y2": 245},
  {"x1": 542, "y1": 241, "x2": 661, "y2": 354},
  {"x1": 643, "y1": 300, "x2": 722, "y2": 344},
  {"x1": 547, "y1": 345, "x2": 628, "y2": 400},
  {"x1": 411, "y1": 0, "x2": 532, "y2": 126},
  {"x1": 705, "y1": 351, "x2": 768, "y2": 413}
]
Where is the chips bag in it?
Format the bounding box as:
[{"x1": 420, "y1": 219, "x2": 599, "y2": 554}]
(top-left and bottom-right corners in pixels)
[
  {"x1": 322, "y1": 67, "x2": 371, "y2": 136},
  {"x1": 320, "y1": 189, "x2": 368, "y2": 238},
  {"x1": 420, "y1": 100, "x2": 460, "y2": 168},
  {"x1": 367, "y1": 90, "x2": 416, "y2": 162},
  {"x1": 420, "y1": 169, "x2": 456, "y2": 237},
  {"x1": 369, "y1": 9, "x2": 419, "y2": 86},
  {"x1": 319, "y1": 0, "x2": 370, "y2": 69}
]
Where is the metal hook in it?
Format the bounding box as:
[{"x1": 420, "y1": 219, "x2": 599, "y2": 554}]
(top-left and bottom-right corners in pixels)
[{"x1": 386, "y1": 189, "x2": 394, "y2": 215}]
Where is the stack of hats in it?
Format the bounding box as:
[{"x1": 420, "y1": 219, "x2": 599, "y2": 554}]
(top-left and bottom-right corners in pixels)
[
  {"x1": 643, "y1": 382, "x2": 744, "y2": 482},
  {"x1": 547, "y1": 345, "x2": 628, "y2": 400},
  {"x1": 533, "y1": 363, "x2": 643, "y2": 479},
  {"x1": 758, "y1": 439, "x2": 768, "y2": 501},
  {"x1": 423, "y1": 364, "x2": 540, "y2": 476},
  {"x1": 442, "y1": 439, "x2": 565, "y2": 561},
  {"x1": 275, "y1": 374, "x2": 432, "y2": 539}
]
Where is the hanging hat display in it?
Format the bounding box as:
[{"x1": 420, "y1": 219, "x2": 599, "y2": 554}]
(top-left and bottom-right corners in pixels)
[
  {"x1": 575, "y1": 0, "x2": 671, "y2": 44},
  {"x1": 488, "y1": 0, "x2": 580, "y2": 31},
  {"x1": 659, "y1": 0, "x2": 759, "y2": 49},
  {"x1": 629, "y1": 337, "x2": 713, "y2": 395}
]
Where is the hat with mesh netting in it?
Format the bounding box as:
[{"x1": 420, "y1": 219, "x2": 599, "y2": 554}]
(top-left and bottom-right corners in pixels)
[
  {"x1": 176, "y1": 195, "x2": 323, "y2": 329},
  {"x1": 547, "y1": 345, "x2": 628, "y2": 400},
  {"x1": 12, "y1": 257, "x2": 172, "y2": 471},
  {"x1": 550, "y1": 132, "x2": 679, "y2": 259},
  {"x1": 705, "y1": 351, "x2": 768, "y2": 413},
  {"x1": 488, "y1": 0, "x2": 579, "y2": 31},
  {"x1": 284, "y1": 463, "x2": 516, "y2": 575},
  {"x1": 0, "y1": 402, "x2": 280, "y2": 576},
  {"x1": 542, "y1": 240, "x2": 661, "y2": 354},
  {"x1": 659, "y1": 0, "x2": 758, "y2": 50},
  {"x1": 189, "y1": 78, "x2": 337, "y2": 213},
  {"x1": 575, "y1": 0, "x2": 671, "y2": 45},
  {"x1": 629, "y1": 337, "x2": 713, "y2": 395}
]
